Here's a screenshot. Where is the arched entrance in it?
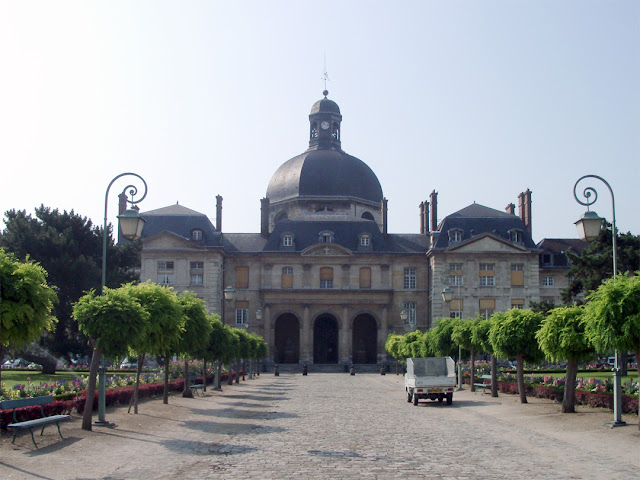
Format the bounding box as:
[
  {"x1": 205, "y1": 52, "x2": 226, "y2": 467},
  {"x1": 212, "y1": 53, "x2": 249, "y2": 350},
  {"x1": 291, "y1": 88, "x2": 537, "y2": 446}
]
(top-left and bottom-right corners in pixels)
[
  {"x1": 274, "y1": 314, "x2": 300, "y2": 364},
  {"x1": 352, "y1": 314, "x2": 378, "y2": 364},
  {"x1": 313, "y1": 315, "x2": 339, "y2": 364}
]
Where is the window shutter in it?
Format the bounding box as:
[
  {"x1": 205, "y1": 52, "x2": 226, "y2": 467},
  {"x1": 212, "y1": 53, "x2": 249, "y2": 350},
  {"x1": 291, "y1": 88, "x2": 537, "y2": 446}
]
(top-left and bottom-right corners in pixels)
[
  {"x1": 511, "y1": 298, "x2": 525, "y2": 306},
  {"x1": 282, "y1": 273, "x2": 293, "y2": 288},
  {"x1": 359, "y1": 267, "x2": 371, "y2": 289},
  {"x1": 511, "y1": 270, "x2": 524, "y2": 286},
  {"x1": 320, "y1": 267, "x2": 333, "y2": 281},
  {"x1": 479, "y1": 299, "x2": 495, "y2": 310},
  {"x1": 235, "y1": 300, "x2": 249, "y2": 309},
  {"x1": 479, "y1": 270, "x2": 495, "y2": 277},
  {"x1": 236, "y1": 267, "x2": 249, "y2": 288},
  {"x1": 449, "y1": 299, "x2": 463, "y2": 311}
]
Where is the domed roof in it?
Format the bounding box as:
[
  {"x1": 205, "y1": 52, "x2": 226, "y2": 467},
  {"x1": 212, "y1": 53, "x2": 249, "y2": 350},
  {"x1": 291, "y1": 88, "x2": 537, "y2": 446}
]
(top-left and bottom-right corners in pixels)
[
  {"x1": 266, "y1": 149, "x2": 383, "y2": 204},
  {"x1": 310, "y1": 98, "x2": 341, "y2": 115}
]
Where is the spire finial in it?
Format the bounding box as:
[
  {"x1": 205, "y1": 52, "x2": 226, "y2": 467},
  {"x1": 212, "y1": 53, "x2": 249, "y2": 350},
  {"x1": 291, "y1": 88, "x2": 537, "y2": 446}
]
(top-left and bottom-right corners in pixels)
[{"x1": 322, "y1": 54, "x2": 330, "y2": 96}]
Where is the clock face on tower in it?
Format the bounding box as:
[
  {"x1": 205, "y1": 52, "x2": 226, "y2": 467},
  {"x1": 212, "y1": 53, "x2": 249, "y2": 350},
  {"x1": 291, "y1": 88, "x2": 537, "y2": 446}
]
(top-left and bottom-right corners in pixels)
[{"x1": 320, "y1": 121, "x2": 330, "y2": 130}]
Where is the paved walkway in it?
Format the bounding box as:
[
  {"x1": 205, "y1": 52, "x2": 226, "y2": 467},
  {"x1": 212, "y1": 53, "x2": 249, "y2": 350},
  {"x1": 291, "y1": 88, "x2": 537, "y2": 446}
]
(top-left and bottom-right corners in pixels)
[{"x1": 0, "y1": 373, "x2": 638, "y2": 479}]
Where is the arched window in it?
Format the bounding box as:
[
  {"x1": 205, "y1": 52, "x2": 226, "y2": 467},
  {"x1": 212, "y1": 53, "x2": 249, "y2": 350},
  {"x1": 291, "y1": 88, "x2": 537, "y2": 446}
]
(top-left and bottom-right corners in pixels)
[
  {"x1": 361, "y1": 211, "x2": 375, "y2": 221},
  {"x1": 274, "y1": 211, "x2": 288, "y2": 223}
]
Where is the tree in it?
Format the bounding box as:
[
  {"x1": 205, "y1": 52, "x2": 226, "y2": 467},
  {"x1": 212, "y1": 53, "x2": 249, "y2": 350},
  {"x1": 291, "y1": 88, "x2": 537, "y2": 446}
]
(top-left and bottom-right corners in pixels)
[
  {"x1": 73, "y1": 286, "x2": 149, "y2": 430},
  {"x1": 489, "y1": 309, "x2": 544, "y2": 404},
  {"x1": 234, "y1": 328, "x2": 253, "y2": 381},
  {"x1": 204, "y1": 316, "x2": 227, "y2": 390},
  {"x1": 428, "y1": 317, "x2": 459, "y2": 358},
  {"x1": 536, "y1": 305, "x2": 594, "y2": 413},
  {"x1": 123, "y1": 282, "x2": 184, "y2": 407},
  {"x1": 582, "y1": 273, "x2": 640, "y2": 430},
  {"x1": 176, "y1": 291, "x2": 212, "y2": 398},
  {"x1": 398, "y1": 330, "x2": 424, "y2": 360},
  {"x1": 563, "y1": 229, "x2": 639, "y2": 304},
  {"x1": 0, "y1": 248, "x2": 57, "y2": 385},
  {"x1": 472, "y1": 318, "x2": 498, "y2": 397},
  {"x1": 385, "y1": 333, "x2": 404, "y2": 375},
  {"x1": 0, "y1": 206, "x2": 140, "y2": 362},
  {"x1": 222, "y1": 326, "x2": 240, "y2": 386},
  {"x1": 529, "y1": 300, "x2": 556, "y2": 316},
  {"x1": 452, "y1": 316, "x2": 483, "y2": 391}
]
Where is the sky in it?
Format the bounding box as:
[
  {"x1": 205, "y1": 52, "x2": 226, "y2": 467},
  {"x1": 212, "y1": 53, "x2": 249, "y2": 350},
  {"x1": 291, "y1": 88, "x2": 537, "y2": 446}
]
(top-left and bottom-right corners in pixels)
[{"x1": 1, "y1": 1, "x2": 638, "y2": 244}]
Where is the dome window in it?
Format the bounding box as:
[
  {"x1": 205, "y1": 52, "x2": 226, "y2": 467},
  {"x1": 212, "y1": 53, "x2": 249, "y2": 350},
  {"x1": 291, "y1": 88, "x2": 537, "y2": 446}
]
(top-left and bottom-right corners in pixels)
[{"x1": 361, "y1": 211, "x2": 375, "y2": 221}]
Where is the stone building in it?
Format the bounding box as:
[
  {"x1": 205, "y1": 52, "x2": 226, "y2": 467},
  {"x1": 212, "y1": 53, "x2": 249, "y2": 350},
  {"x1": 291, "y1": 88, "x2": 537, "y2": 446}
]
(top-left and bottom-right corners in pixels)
[{"x1": 138, "y1": 91, "x2": 578, "y2": 368}]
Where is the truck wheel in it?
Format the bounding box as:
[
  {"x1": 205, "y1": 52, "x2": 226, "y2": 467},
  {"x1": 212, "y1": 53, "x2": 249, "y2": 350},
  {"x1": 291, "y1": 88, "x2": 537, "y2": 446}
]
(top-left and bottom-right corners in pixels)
[
  {"x1": 438, "y1": 397, "x2": 443, "y2": 403},
  {"x1": 413, "y1": 394, "x2": 418, "y2": 406},
  {"x1": 446, "y1": 392, "x2": 453, "y2": 405},
  {"x1": 407, "y1": 392, "x2": 412, "y2": 403}
]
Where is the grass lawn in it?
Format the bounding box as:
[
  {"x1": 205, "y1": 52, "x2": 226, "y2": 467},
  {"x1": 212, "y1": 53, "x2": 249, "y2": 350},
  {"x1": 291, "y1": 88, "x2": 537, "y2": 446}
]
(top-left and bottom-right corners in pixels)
[{"x1": 0, "y1": 370, "x2": 135, "y2": 389}]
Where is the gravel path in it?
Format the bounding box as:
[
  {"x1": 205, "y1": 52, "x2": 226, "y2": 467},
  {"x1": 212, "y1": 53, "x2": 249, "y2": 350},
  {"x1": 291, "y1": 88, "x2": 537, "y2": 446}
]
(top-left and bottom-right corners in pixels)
[{"x1": 1, "y1": 373, "x2": 638, "y2": 479}]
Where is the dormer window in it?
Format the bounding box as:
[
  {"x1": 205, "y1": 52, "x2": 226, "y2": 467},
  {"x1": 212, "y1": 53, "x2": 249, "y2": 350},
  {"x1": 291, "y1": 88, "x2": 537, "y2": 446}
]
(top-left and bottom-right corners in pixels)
[
  {"x1": 319, "y1": 231, "x2": 334, "y2": 244},
  {"x1": 283, "y1": 234, "x2": 293, "y2": 247},
  {"x1": 360, "y1": 235, "x2": 370, "y2": 247},
  {"x1": 192, "y1": 229, "x2": 203, "y2": 241},
  {"x1": 509, "y1": 229, "x2": 524, "y2": 244},
  {"x1": 448, "y1": 229, "x2": 463, "y2": 243}
]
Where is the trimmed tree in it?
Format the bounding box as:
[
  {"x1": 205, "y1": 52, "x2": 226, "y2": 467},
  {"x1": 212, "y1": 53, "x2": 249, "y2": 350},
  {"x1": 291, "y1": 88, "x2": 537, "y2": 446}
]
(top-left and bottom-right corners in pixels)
[
  {"x1": 399, "y1": 330, "x2": 424, "y2": 360},
  {"x1": 536, "y1": 305, "x2": 594, "y2": 413},
  {"x1": 385, "y1": 333, "x2": 404, "y2": 375},
  {"x1": 452, "y1": 316, "x2": 483, "y2": 391},
  {"x1": 123, "y1": 282, "x2": 184, "y2": 407},
  {"x1": 472, "y1": 317, "x2": 498, "y2": 397},
  {"x1": 489, "y1": 308, "x2": 544, "y2": 404},
  {"x1": 73, "y1": 286, "x2": 149, "y2": 430},
  {"x1": 428, "y1": 317, "x2": 458, "y2": 358},
  {"x1": 204, "y1": 315, "x2": 227, "y2": 390},
  {"x1": 582, "y1": 273, "x2": 640, "y2": 429},
  {"x1": 0, "y1": 248, "x2": 57, "y2": 384},
  {"x1": 176, "y1": 291, "x2": 212, "y2": 397}
]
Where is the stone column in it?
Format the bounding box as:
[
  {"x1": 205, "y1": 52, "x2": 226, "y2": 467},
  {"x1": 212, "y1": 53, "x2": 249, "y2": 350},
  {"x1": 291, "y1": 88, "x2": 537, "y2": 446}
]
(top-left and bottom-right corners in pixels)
[
  {"x1": 339, "y1": 305, "x2": 351, "y2": 364},
  {"x1": 264, "y1": 304, "x2": 274, "y2": 363},
  {"x1": 301, "y1": 305, "x2": 312, "y2": 364},
  {"x1": 378, "y1": 305, "x2": 388, "y2": 363}
]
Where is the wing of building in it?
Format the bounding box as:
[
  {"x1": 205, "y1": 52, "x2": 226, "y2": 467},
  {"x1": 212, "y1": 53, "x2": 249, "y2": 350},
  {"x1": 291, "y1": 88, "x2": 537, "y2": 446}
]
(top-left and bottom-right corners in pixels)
[{"x1": 136, "y1": 91, "x2": 583, "y2": 369}]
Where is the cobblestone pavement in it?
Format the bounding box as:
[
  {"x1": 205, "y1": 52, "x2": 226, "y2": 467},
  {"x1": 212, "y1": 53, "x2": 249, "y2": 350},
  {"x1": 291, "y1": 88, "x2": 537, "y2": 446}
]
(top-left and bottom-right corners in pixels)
[{"x1": 1, "y1": 373, "x2": 638, "y2": 480}]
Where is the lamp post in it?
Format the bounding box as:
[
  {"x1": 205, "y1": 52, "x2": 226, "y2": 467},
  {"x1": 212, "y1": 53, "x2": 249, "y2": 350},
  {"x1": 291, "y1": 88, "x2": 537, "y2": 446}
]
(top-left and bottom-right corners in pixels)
[
  {"x1": 573, "y1": 174, "x2": 625, "y2": 428},
  {"x1": 440, "y1": 270, "x2": 463, "y2": 391},
  {"x1": 213, "y1": 276, "x2": 234, "y2": 390},
  {"x1": 97, "y1": 173, "x2": 147, "y2": 425}
]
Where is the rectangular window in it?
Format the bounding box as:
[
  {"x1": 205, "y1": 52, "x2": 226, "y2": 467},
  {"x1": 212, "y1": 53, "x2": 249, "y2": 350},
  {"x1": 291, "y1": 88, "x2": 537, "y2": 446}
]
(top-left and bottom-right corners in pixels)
[
  {"x1": 360, "y1": 235, "x2": 370, "y2": 247},
  {"x1": 281, "y1": 266, "x2": 293, "y2": 289},
  {"x1": 479, "y1": 263, "x2": 494, "y2": 271},
  {"x1": 235, "y1": 301, "x2": 248, "y2": 325},
  {"x1": 359, "y1": 267, "x2": 371, "y2": 289},
  {"x1": 479, "y1": 298, "x2": 495, "y2": 319},
  {"x1": 321, "y1": 233, "x2": 332, "y2": 243},
  {"x1": 157, "y1": 261, "x2": 174, "y2": 271},
  {"x1": 479, "y1": 263, "x2": 495, "y2": 287},
  {"x1": 404, "y1": 267, "x2": 417, "y2": 289},
  {"x1": 449, "y1": 263, "x2": 463, "y2": 271},
  {"x1": 190, "y1": 261, "x2": 204, "y2": 285},
  {"x1": 190, "y1": 261, "x2": 204, "y2": 270},
  {"x1": 511, "y1": 298, "x2": 525, "y2": 309},
  {"x1": 511, "y1": 263, "x2": 524, "y2": 286},
  {"x1": 480, "y1": 275, "x2": 495, "y2": 286},
  {"x1": 448, "y1": 264, "x2": 463, "y2": 286},
  {"x1": 403, "y1": 301, "x2": 416, "y2": 325},
  {"x1": 320, "y1": 267, "x2": 333, "y2": 289},
  {"x1": 543, "y1": 276, "x2": 555, "y2": 287},
  {"x1": 190, "y1": 274, "x2": 203, "y2": 285},
  {"x1": 236, "y1": 266, "x2": 249, "y2": 289},
  {"x1": 157, "y1": 273, "x2": 174, "y2": 285}
]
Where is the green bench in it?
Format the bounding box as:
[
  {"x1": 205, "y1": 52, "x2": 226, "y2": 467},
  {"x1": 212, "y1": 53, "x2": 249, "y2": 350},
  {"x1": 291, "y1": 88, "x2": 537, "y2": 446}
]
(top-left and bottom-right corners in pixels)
[
  {"x1": 473, "y1": 374, "x2": 492, "y2": 394},
  {"x1": 0, "y1": 396, "x2": 70, "y2": 448},
  {"x1": 188, "y1": 375, "x2": 204, "y2": 396}
]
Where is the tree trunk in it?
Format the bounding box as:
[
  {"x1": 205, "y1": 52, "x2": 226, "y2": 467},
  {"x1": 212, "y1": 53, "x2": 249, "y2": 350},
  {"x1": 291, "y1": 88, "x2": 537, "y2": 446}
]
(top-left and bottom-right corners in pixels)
[
  {"x1": 470, "y1": 347, "x2": 475, "y2": 392},
  {"x1": 0, "y1": 344, "x2": 3, "y2": 387},
  {"x1": 128, "y1": 353, "x2": 145, "y2": 414},
  {"x1": 235, "y1": 360, "x2": 240, "y2": 383},
  {"x1": 203, "y1": 358, "x2": 207, "y2": 392},
  {"x1": 242, "y1": 359, "x2": 246, "y2": 381},
  {"x1": 562, "y1": 358, "x2": 578, "y2": 413},
  {"x1": 516, "y1": 353, "x2": 527, "y2": 404},
  {"x1": 490, "y1": 355, "x2": 498, "y2": 397},
  {"x1": 395, "y1": 358, "x2": 399, "y2": 375},
  {"x1": 227, "y1": 364, "x2": 233, "y2": 385},
  {"x1": 183, "y1": 359, "x2": 193, "y2": 398},
  {"x1": 619, "y1": 352, "x2": 628, "y2": 376},
  {"x1": 215, "y1": 360, "x2": 222, "y2": 390},
  {"x1": 163, "y1": 354, "x2": 170, "y2": 404},
  {"x1": 82, "y1": 344, "x2": 103, "y2": 431}
]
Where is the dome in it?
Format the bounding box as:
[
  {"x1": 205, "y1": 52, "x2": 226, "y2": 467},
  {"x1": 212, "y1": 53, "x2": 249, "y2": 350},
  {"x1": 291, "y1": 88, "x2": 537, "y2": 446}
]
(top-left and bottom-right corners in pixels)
[
  {"x1": 310, "y1": 98, "x2": 341, "y2": 115},
  {"x1": 266, "y1": 149, "x2": 383, "y2": 204}
]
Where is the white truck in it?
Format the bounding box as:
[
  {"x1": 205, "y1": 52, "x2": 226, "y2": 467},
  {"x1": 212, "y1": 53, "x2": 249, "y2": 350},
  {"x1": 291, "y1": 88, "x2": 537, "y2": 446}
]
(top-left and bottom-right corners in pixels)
[{"x1": 405, "y1": 357, "x2": 456, "y2": 406}]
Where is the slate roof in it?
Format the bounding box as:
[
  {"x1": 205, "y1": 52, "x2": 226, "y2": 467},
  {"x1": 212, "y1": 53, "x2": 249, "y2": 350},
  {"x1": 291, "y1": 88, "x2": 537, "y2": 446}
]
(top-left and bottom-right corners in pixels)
[
  {"x1": 431, "y1": 203, "x2": 537, "y2": 250},
  {"x1": 537, "y1": 238, "x2": 588, "y2": 254},
  {"x1": 140, "y1": 204, "x2": 221, "y2": 247}
]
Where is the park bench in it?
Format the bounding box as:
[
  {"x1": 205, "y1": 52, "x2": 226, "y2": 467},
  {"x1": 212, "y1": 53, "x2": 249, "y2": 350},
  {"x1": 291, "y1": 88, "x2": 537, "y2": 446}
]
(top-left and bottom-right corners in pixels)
[
  {"x1": 188, "y1": 375, "x2": 204, "y2": 396},
  {"x1": 0, "y1": 396, "x2": 70, "y2": 448},
  {"x1": 473, "y1": 375, "x2": 492, "y2": 394}
]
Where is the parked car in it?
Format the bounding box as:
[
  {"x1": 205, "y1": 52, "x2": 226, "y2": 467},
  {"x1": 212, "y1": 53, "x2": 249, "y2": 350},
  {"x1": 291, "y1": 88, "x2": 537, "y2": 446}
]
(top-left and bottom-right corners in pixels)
[
  {"x1": 2, "y1": 358, "x2": 26, "y2": 368},
  {"x1": 119, "y1": 358, "x2": 137, "y2": 369}
]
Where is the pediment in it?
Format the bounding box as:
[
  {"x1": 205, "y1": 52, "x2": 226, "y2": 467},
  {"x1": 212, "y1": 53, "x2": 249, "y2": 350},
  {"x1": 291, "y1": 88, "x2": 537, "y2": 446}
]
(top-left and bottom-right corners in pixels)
[
  {"x1": 302, "y1": 243, "x2": 353, "y2": 257},
  {"x1": 143, "y1": 231, "x2": 203, "y2": 250},
  {"x1": 447, "y1": 233, "x2": 529, "y2": 253}
]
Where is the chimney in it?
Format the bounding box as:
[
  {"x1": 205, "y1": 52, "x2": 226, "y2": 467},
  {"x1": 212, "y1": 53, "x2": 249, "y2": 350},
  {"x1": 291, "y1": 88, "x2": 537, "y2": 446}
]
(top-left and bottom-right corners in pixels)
[
  {"x1": 517, "y1": 192, "x2": 525, "y2": 225},
  {"x1": 429, "y1": 190, "x2": 438, "y2": 231},
  {"x1": 215, "y1": 195, "x2": 223, "y2": 231},
  {"x1": 419, "y1": 202, "x2": 425, "y2": 234},
  {"x1": 381, "y1": 198, "x2": 388, "y2": 235},
  {"x1": 505, "y1": 203, "x2": 515, "y2": 215},
  {"x1": 524, "y1": 189, "x2": 532, "y2": 237},
  {"x1": 424, "y1": 200, "x2": 430, "y2": 234},
  {"x1": 260, "y1": 198, "x2": 270, "y2": 236}
]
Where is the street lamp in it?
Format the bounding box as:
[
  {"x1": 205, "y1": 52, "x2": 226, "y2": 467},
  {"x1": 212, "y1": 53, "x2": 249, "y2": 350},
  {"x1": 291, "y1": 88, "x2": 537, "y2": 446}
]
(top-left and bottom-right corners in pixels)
[
  {"x1": 97, "y1": 173, "x2": 147, "y2": 426},
  {"x1": 573, "y1": 174, "x2": 625, "y2": 428},
  {"x1": 440, "y1": 270, "x2": 463, "y2": 391}
]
